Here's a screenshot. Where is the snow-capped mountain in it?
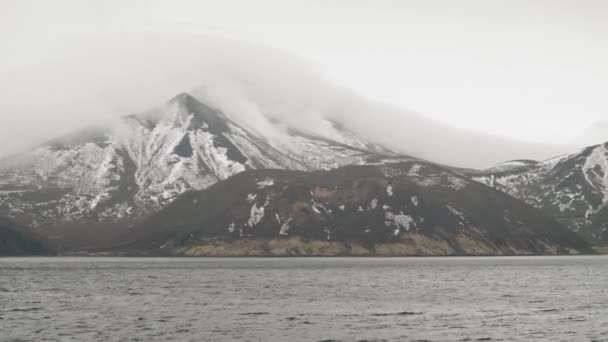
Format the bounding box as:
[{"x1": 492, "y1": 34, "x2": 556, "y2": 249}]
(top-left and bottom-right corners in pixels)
[
  {"x1": 470, "y1": 143, "x2": 608, "y2": 243},
  {"x1": 1, "y1": 90, "x2": 601, "y2": 252},
  {"x1": 0, "y1": 92, "x2": 397, "y2": 241}
]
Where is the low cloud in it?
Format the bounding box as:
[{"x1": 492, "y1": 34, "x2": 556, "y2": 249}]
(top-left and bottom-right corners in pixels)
[{"x1": 0, "y1": 33, "x2": 574, "y2": 168}]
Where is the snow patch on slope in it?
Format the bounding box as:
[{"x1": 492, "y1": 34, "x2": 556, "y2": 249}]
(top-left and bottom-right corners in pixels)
[{"x1": 582, "y1": 144, "x2": 608, "y2": 204}]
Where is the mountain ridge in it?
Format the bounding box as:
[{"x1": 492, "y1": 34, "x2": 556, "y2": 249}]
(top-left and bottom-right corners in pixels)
[
  {"x1": 470, "y1": 142, "x2": 608, "y2": 243},
  {"x1": 115, "y1": 161, "x2": 589, "y2": 256}
]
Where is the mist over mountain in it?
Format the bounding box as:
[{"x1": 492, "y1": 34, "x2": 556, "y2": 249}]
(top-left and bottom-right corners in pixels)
[
  {"x1": 0, "y1": 33, "x2": 574, "y2": 168},
  {"x1": 573, "y1": 121, "x2": 608, "y2": 146}
]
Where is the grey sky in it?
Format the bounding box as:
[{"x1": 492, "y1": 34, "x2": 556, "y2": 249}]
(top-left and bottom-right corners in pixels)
[{"x1": 1, "y1": 0, "x2": 607, "y2": 167}]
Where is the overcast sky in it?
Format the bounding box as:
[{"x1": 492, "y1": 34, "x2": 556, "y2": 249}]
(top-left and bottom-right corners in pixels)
[{"x1": 1, "y1": 0, "x2": 607, "y2": 166}]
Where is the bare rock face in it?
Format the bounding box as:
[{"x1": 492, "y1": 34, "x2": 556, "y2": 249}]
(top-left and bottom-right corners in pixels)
[
  {"x1": 469, "y1": 143, "x2": 608, "y2": 244},
  {"x1": 121, "y1": 161, "x2": 589, "y2": 256}
]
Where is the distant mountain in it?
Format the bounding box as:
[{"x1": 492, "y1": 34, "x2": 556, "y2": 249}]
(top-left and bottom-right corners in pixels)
[
  {"x1": 0, "y1": 216, "x2": 52, "y2": 256},
  {"x1": 470, "y1": 143, "x2": 608, "y2": 243},
  {"x1": 0, "y1": 92, "x2": 396, "y2": 247},
  {"x1": 118, "y1": 161, "x2": 589, "y2": 256}
]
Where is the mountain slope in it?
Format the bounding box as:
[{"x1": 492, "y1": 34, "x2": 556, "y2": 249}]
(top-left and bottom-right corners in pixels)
[
  {"x1": 0, "y1": 217, "x2": 52, "y2": 256},
  {"x1": 470, "y1": 143, "x2": 608, "y2": 243},
  {"x1": 0, "y1": 93, "x2": 396, "y2": 246},
  {"x1": 119, "y1": 161, "x2": 589, "y2": 256}
]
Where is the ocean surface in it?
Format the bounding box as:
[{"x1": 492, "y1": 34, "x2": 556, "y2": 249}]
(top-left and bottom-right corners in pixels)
[{"x1": 1, "y1": 256, "x2": 607, "y2": 342}]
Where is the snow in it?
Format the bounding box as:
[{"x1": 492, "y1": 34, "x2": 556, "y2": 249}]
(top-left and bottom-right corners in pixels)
[
  {"x1": 384, "y1": 211, "x2": 415, "y2": 231},
  {"x1": 445, "y1": 175, "x2": 468, "y2": 190},
  {"x1": 540, "y1": 152, "x2": 576, "y2": 170},
  {"x1": 315, "y1": 119, "x2": 396, "y2": 155},
  {"x1": 323, "y1": 227, "x2": 331, "y2": 240},
  {"x1": 312, "y1": 204, "x2": 322, "y2": 214},
  {"x1": 247, "y1": 203, "x2": 265, "y2": 227},
  {"x1": 483, "y1": 160, "x2": 537, "y2": 173},
  {"x1": 311, "y1": 201, "x2": 329, "y2": 215},
  {"x1": 582, "y1": 144, "x2": 608, "y2": 204},
  {"x1": 408, "y1": 164, "x2": 422, "y2": 177},
  {"x1": 380, "y1": 163, "x2": 467, "y2": 190},
  {"x1": 446, "y1": 205, "x2": 464, "y2": 218},
  {"x1": 446, "y1": 205, "x2": 466, "y2": 226},
  {"x1": 503, "y1": 210, "x2": 523, "y2": 225},
  {"x1": 277, "y1": 215, "x2": 292, "y2": 236},
  {"x1": 256, "y1": 178, "x2": 275, "y2": 189},
  {"x1": 279, "y1": 220, "x2": 291, "y2": 236},
  {"x1": 411, "y1": 196, "x2": 419, "y2": 206},
  {"x1": 90, "y1": 195, "x2": 103, "y2": 210}
]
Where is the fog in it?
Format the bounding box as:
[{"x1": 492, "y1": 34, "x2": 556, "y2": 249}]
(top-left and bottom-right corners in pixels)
[
  {"x1": 0, "y1": 32, "x2": 578, "y2": 168},
  {"x1": 573, "y1": 121, "x2": 608, "y2": 147}
]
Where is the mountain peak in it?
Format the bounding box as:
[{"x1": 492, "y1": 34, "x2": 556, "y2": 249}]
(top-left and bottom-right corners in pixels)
[
  {"x1": 168, "y1": 92, "x2": 211, "y2": 115},
  {"x1": 168, "y1": 92, "x2": 197, "y2": 105},
  {"x1": 167, "y1": 92, "x2": 229, "y2": 132},
  {"x1": 0, "y1": 89, "x2": 400, "y2": 245}
]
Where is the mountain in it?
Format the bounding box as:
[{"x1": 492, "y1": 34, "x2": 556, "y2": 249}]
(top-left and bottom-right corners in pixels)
[
  {"x1": 0, "y1": 91, "x2": 596, "y2": 254},
  {"x1": 0, "y1": 92, "x2": 396, "y2": 247},
  {"x1": 118, "y1": 161, "x2": 589, "y2": 256},
  {"x1": 0, "y1": 216, "x2": 52, "y2": 256},
  {"x1": 470, "y1": 143, "x2": 608, "y2": 244}
]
